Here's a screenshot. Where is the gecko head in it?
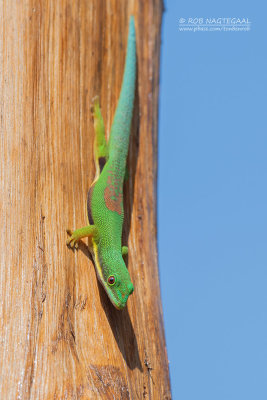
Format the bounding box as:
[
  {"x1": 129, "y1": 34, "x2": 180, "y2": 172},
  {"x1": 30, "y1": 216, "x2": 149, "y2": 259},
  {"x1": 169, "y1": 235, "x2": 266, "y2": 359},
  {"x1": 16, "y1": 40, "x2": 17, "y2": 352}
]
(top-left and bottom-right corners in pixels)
[
  {"x1": 104, "y1": 267, "x2": 134, "y2": 310},
  {"x1": 97, "y1": 252, "x2": 134, "y2": 309}
]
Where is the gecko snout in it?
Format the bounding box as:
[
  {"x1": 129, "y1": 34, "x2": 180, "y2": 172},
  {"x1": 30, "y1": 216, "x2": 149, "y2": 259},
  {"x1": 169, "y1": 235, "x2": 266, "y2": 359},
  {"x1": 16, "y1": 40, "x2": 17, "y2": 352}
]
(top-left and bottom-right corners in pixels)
[{"x1": 127, "y1": 283, "x2": 134, "y2": 295}]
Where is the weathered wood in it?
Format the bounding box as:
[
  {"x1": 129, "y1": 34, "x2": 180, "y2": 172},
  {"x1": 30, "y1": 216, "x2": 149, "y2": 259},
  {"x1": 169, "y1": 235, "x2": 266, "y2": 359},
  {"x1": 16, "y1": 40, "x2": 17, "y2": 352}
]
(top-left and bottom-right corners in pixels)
[{"x1": 0, "y1": 1, "x2": 171, "y2": 398}]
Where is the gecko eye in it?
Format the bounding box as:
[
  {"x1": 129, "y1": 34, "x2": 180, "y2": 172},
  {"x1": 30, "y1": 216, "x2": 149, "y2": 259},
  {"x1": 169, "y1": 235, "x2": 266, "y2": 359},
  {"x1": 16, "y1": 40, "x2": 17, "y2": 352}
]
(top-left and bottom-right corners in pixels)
[{"x1": 107, "y1": 275, "x2": 116, "y2": 285}]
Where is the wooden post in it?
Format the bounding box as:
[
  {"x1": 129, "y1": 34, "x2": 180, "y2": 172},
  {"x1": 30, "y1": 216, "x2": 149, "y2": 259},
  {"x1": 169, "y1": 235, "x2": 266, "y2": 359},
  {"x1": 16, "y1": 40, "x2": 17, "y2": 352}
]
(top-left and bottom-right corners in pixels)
[{"x1": 0, "y1": 1, "x2": 171, "y2": 398}]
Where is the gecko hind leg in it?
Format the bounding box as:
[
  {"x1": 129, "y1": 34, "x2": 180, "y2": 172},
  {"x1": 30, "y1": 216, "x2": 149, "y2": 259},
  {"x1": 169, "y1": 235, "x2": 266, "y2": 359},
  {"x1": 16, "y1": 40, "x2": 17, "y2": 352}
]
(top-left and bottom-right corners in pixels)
[{"x1": 91, "y1": 96, "x2": 109, "y2": 176}]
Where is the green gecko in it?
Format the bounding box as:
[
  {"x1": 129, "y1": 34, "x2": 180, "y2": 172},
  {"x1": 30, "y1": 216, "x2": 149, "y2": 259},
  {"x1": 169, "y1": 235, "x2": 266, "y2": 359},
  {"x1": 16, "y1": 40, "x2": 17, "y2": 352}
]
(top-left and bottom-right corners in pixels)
[{"x1": 67, "y1": 16, "x2": 136, "y2": 309}]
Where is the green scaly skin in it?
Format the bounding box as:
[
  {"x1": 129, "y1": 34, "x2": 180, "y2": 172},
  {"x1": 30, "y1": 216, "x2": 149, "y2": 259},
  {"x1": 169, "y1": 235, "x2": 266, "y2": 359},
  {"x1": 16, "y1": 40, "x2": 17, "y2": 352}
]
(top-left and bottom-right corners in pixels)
[{"x1": 67, "y1": 16, "x2": 136, "y2": 309}]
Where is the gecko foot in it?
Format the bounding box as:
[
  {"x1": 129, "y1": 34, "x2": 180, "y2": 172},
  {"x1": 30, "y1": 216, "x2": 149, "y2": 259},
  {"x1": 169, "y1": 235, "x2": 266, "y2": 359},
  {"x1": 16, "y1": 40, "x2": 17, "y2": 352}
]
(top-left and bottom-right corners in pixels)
[
  {"x1": 66, "y1": 229, "x2": 79, "y2": 249},
  {"x1": 90, "y1": 95, "x2": 100, "y2": 114}
]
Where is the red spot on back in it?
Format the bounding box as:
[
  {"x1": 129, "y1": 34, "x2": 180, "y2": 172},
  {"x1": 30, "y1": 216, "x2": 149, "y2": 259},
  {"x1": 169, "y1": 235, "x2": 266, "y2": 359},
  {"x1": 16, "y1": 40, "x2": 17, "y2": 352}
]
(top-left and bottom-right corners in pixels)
[
  {"x1": 104, "y1": 186, "x2": 123, "y2": 215},
  {"x1": 104, "y1": 163, "x2": 124, "y2": 215}
]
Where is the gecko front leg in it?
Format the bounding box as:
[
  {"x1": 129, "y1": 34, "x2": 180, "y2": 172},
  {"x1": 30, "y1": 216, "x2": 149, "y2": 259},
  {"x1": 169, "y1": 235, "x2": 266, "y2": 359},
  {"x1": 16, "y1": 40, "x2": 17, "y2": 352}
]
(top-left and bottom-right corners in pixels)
[{"x1": 66, "y1": 225, "x2": 98, "y2": 248}]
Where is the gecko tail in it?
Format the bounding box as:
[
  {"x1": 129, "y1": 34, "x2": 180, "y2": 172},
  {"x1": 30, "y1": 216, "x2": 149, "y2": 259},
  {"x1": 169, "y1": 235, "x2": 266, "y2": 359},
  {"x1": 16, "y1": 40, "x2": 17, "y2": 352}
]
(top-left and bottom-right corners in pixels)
[{"x1": 108, "y1": 16, "x2": 136, "y2": 160}]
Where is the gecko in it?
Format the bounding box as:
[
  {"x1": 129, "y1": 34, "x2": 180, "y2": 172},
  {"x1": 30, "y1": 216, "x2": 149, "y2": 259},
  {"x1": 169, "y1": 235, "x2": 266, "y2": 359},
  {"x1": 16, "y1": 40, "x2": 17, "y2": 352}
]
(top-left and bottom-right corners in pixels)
[{"x1": 66, "y1": 16, "x2": 136, "y2": 309}]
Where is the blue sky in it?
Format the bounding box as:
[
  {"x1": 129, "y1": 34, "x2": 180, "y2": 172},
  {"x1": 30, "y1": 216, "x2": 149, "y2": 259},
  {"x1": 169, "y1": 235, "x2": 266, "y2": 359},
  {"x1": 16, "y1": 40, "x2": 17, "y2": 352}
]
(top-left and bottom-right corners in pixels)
[{"x1": 158, "y1": 0, "x2": 267, "y2": 398}]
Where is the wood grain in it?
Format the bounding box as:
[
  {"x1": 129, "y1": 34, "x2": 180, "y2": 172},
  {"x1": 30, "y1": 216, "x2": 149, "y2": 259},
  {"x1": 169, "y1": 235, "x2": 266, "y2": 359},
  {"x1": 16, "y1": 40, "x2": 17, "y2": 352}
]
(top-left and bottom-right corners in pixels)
[{"x1": 0, "y1": 1, "x2": 171, "y2": 398}]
